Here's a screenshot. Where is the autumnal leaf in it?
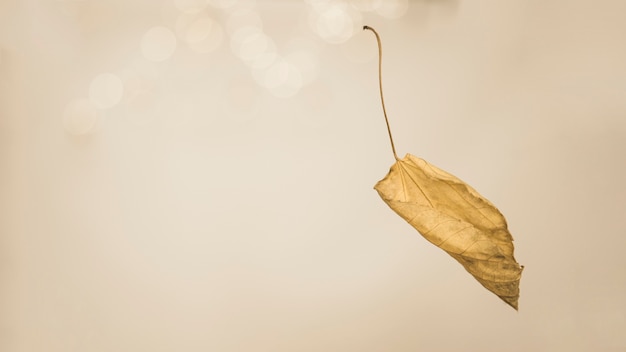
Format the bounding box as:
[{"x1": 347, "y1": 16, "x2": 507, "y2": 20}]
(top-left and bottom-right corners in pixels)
[
  {"x1": 363, "y1": 25, "x2": 523, "y2": 310},
  {"x1": 374, "y1": 154, "x2": 523, "y2": 309}
]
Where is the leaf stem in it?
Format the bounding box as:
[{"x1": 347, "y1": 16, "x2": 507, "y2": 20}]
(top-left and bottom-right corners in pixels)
[{"x1": 363, "y1": 25, "x2": 399, "y2": 161}]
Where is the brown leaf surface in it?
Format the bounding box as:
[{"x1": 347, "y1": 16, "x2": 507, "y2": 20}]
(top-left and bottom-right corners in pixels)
[{"x1": 375, "y1": 154, "x2": 523, "y2": 310}]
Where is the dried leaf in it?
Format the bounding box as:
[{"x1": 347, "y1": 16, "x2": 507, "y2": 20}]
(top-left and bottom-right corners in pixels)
[
  {"x1": 374, "y1": 154, "x2": 523, "y2": 309},
  {"x1": 363, "y1": 26, "x2": 523, "y2": 309}
]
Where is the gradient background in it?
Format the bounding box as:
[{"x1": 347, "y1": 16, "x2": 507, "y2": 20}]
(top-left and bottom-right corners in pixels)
[{"x1": 1, "y1": 0, "x2": 626, "y2": 351}]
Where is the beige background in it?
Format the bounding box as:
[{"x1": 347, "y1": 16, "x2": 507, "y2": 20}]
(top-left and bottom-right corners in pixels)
[{"x1": 2, "y1": 0, "x2": 626, "y2": 351}]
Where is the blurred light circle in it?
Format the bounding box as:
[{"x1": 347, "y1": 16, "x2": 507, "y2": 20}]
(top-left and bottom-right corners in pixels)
[
  {"x1": 285, "y1": 50, "x2": 319, "y2": 85},
  {"x1": 229, "y1": 0, "x2": 256, "y2": 12},
  {"x1": 208, "y1": 0, "x2": 238, "y2": 9},
  {"x1": 63, "y1": 99, "x2": 100, "y2": 136},
  {"x1": 225, "y1": 9, "x2": 262, "y2": 34},
  {"x1": 349, "y1": 0, "x2": 381, "y2": 12},
  {"x1": 186, "y1": 17, "x2": 216, "y2": 42},
  {"x1": 188, "y1": 20, "x2": 224, "y2": 53},
  {"x1": 375, "y1": 0, "x2": 408, "y2": 19},
  {"x1": 231, "y1": 26, "x2": 277, "y2": 69},
  {"x1": 89, "y1": 73, "x2": 124, "y2": 109},
  {"x1": 239, "y1": 32, "x2": 269, "y2": 59},
  {"x1": 284, "y1": 38, "x2": 321, "y2": 85},
  {"x1": 141, "y1": 26, "x2": 178, "y2": 62},
  {"x1": 159, "y1": 0, "x2": 182, "y2": 27},
  {"x1": 176, "y1": 13, "x2": 224, "y2": 53},
  {"x1": 305, "y1": 0, "x2": 335, "y2": 13},
  {"x1": 245, "y1": 46, "x2": 277, "y2": 69},
  {"x1": 312, "y1": 3, "x2": 361, "y2": 44},
  {"x1": 230, "y1": 26, "x2": 259, "y2": 56},
  {"x1": 263, "y1": 59, "x2": 303, "y2": 98},
  {"x1": 173, "y1": 0, "x2": 208, "y2": 13}
]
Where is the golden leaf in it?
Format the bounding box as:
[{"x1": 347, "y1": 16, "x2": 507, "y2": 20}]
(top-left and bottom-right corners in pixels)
[
  {"x1": 374, "y1": 154, "x2": 523, "y2": 309},
  {"x1": 363, "y1": 26, "x2": 523, "y2": 309}
]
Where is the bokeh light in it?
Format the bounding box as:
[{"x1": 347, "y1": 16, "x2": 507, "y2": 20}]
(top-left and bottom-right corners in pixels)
[
  {"x1": 176, "y1": 13, "x2": 224, "y2": 53},
  {"x1": 309, "y1": 2, "x2": 362, "y2": 44},
  {"x1": 141, "y1": 26, "x2": 178, "y2": 62},
  {"x1": 285, "y1": 50, "x2": 319, "y2": 86},
  {"x1": 227, "y1": 0, "x2": 256, "y2": 13},
  {"x1": 262, "y1": 58, "x2": 303, "y2": 98},
  {"x1": 374, "y1": 0, "x2": 408, "y2": 19},
  {"x1": 349, "y1": 0, "x2": 381, "y2": 12},
  {"x1": 173, "y1": 0, "x2": 208, "y2": 13},
  {"x1": 208, "y1": 0, "x2": 238, "y2": 10},
  {"x1": 239, "y1": 31, "x2": 271, "y2": 61},
  {"x1": 62, "y1": 99, "x2": 101, "y2": 136},
  {"x1": 284, "y1": 38, "x2": 321, "y2": 85},
  {"x1": 231, "y1": 26, "x2": 277, "y2": 69},
  {"x1": 185, "y1": 17, "x2": 217, "y2": 43},
  {"x1": 225, "y1": 8, "x2": 263, "y2": 34},
  {"x1": 89, "y1": 73, "x2": 124, "y2": 109},
  {"x1": 305, "y1": 0, "x2": 334, "y2": 13},
  {"x1": 188, "y1": 23, "x2": 224, "y2": 53}
]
